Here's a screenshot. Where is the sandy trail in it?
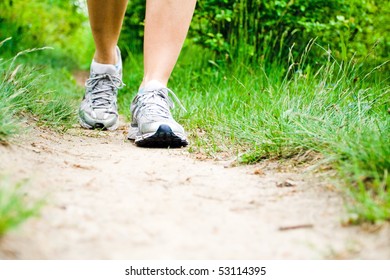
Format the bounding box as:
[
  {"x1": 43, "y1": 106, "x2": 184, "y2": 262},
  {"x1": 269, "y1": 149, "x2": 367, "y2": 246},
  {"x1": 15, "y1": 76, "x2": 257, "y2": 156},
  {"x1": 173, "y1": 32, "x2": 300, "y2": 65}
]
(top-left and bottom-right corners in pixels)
[{"x1": 0, "y1": 123, "x2": 389, "y2": 259}]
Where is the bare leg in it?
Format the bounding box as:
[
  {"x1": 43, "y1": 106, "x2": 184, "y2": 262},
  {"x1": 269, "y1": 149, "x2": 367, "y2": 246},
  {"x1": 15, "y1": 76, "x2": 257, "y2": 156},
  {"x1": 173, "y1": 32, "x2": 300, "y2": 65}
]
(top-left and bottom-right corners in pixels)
[
  {"x1": 142, "y1": 0, "x2": 197, "y2": 87},
  {"x1": 87, "y1": 0, "x2": 128, "y2": 64}
]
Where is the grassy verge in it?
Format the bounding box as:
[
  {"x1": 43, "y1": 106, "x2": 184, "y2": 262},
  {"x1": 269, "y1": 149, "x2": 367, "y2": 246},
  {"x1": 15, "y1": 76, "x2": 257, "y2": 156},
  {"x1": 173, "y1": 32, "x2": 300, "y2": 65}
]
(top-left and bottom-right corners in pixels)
[
  {"x1": 0, "y1": 41, "x2": 80, "y2": 235},
  {"x1": 119, "y1": 43, "x2": 389, "y2": 223},
  {"x1": 0, "y1": 40, "x2": 82, "y2": 143}
]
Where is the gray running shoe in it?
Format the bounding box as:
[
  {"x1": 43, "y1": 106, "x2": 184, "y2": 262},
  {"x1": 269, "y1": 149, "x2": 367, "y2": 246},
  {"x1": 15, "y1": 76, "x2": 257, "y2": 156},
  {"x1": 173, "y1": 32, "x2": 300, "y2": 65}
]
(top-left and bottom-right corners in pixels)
[
  {"x1": 128, "y1": 80, "x2": 188, "y2": 148},
  {"x1": 79, "y1": 47, "x2": 124, "y2": 130}
]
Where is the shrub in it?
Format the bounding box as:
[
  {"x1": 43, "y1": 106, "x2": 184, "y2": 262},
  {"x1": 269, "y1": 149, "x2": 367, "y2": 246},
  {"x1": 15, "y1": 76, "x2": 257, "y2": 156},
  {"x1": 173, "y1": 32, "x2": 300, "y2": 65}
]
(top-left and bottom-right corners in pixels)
[
  {"x1": 119, "y1": 0, "x2": 389, "y2": 66},
  {"x1": 190, "y1": 0, "x2": 389, "y2": 64},
  {"x1": 0, "y1": 0, "x2": 93, "y2": 67}
]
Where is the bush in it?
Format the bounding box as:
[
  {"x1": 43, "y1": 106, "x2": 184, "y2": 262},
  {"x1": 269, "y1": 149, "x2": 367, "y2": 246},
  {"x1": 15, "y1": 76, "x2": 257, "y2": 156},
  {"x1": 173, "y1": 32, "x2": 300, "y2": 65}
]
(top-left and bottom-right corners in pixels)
[
  {"x1": 119, "y1": 0, "x2": 389, "y2": 66},
  {"x1": 190, "y1": 0, "x2": 389, "y2": 64},
  {"x1": 120, "y1": 0, "x2": 146, "y2": 56},
  {"x1": 0, "y1": 0, "x2": 93, "y2": 68}
]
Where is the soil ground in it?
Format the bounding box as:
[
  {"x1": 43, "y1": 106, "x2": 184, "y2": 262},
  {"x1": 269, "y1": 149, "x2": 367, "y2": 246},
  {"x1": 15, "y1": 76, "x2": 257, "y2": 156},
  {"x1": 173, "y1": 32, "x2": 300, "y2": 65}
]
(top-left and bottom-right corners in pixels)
[{"x1": 0, "y1": 122, "x2": 389, "y2": 259}]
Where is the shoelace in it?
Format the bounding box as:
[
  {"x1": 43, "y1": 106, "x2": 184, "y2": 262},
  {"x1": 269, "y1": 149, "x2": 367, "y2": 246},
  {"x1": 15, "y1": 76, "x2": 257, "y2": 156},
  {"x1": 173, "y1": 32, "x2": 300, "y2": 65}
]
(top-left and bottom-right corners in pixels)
[
  {"x1": 136, "y1": 87, "x2": 187, "y2": 119},
  {"x1": 85, "y1": 74, "x2": 124, "y2": 110}
]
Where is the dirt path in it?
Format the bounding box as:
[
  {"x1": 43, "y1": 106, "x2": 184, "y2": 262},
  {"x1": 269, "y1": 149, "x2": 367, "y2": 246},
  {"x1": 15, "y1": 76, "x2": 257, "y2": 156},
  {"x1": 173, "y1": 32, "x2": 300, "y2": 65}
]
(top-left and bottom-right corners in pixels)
[{"x1": 0, "y1": 122, "x2": 389, "y2": 259}]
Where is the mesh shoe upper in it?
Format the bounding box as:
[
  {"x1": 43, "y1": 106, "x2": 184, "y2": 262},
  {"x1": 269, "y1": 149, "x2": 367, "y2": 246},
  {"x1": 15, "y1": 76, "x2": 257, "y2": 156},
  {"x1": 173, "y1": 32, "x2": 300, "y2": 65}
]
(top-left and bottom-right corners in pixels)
[
  {"x1": 128, "y1": 80, "x2": 188, "y2": 146},
  {"x1": 79, "y1": 47, "x2": 124, "y2": 130}
]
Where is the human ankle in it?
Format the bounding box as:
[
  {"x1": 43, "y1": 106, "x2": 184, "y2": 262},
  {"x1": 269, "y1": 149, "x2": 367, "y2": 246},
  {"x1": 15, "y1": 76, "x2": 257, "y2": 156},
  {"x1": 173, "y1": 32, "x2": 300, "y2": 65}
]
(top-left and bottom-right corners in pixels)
[
  {"x1": 93, "y1": 49, "x2": 118, "y2": 65},
  {"x1": 140, "y1": 79, "x2": 167, "y2": 90}
]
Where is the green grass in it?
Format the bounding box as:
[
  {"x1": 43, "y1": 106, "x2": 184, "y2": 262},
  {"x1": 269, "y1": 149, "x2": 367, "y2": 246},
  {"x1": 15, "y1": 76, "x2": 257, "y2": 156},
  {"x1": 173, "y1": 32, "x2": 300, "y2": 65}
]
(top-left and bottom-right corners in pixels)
[
  {"x1": 0, "y1": 177, "x2": 42, "y2": 236},
  {"x1": 0, "y1": 40, "x2": 82, "y2": 142},
  {"x1": 119, "y1": 43, "x2": 389, "y2": 223}
]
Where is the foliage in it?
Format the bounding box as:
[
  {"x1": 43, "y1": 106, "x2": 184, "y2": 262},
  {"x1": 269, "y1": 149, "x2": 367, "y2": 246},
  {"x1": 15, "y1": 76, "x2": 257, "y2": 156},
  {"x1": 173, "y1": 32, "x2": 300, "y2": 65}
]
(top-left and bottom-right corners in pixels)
[
  {"x1": 120, "y1": 0, "x2": 146, "y2": 56},
  {"x1": 0, "y1": 40, "x2": 80, "y2": 142},
  {"x1": 189, "y1": 0, "x2": 389, "y2": 64},
  {"x1": 119, "y1": 0, "x2": 389, "y2": 65},
  {"x1": 0, "y1": 0, "x2": 93, "y2": 68}
]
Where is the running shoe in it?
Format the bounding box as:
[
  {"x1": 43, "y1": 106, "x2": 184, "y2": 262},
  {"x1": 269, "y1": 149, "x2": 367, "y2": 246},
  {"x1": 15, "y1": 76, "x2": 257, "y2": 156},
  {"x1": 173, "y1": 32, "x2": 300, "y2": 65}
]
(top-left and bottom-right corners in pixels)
[
  {"x1": 79, "y1": 47, "x2": 124, "y2": 130},
  {"x1": 128, "y1": 80, "x2": 188, "y2": 148}
]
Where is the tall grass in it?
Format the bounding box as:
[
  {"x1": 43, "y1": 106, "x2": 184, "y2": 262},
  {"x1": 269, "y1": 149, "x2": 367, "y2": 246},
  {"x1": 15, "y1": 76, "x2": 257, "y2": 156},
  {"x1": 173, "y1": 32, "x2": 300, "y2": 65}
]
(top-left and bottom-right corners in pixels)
[
  {"x1": 118, "y1": 41, "x2": 389, "y2": 223},
  {"x1": 0, "y1": 39, "x2": 81, "y2": 142}
]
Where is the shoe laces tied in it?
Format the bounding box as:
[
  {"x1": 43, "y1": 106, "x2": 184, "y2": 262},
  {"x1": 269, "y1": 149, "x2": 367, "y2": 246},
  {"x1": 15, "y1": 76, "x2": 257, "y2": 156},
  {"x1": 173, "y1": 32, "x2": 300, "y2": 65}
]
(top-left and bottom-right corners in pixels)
[
  {"x1": 85, "y1": 74, "x2": 125, "y2": 110},
  {"x1": 137, "y1": 87, "x2": 187, "y2": 119}
]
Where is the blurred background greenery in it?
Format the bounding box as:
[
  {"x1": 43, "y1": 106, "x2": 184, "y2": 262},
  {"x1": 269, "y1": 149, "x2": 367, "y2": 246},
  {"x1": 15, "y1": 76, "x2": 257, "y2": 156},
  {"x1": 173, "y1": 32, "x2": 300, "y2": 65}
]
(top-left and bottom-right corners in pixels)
[{"x1": 1, "y1": 0, "x2": 389, "y2": 67}]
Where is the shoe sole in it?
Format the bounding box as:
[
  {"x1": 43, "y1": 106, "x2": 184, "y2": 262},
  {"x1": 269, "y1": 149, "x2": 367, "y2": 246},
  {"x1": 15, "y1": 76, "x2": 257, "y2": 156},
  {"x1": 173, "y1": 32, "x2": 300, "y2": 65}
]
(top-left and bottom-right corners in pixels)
[
  {"x1": 132, "y1": 124, "x2": 188, "y2": 148},
  {"x1": 79, "y1": 116, "x2": 119, "y2": 131}
]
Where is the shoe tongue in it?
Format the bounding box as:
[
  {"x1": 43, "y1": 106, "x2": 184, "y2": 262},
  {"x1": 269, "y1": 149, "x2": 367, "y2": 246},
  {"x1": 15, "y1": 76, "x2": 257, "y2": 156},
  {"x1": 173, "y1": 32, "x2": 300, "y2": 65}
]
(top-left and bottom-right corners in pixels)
[{"x1": 91, "y1": 61, "x2": 118, "y2": 76}]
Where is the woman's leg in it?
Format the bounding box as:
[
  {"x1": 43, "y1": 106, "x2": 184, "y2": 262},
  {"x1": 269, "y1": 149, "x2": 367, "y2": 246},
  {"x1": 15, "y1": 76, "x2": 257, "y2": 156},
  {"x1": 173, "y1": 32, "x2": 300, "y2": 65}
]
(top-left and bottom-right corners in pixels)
[
  {"x1": 79, "y1": 0, "x2": 128, "y2": 130},
  {"x1": 128, "y1": 0, "x2": 197, "y2": 147},
  {"x1": 141, "y1": 0, "x2": 197, "y2": 87},
  {"x1": 87, "y1": 0, "x2": 128, "y2": 64}
]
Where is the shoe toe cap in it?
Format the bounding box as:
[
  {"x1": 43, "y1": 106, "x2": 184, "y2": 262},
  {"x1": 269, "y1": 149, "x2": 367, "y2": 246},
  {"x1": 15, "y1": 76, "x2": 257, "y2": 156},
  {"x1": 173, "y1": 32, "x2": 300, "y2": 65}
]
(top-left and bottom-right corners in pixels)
[{"x1": 140, "y1": 121, "x2": 184, "y2": 135}]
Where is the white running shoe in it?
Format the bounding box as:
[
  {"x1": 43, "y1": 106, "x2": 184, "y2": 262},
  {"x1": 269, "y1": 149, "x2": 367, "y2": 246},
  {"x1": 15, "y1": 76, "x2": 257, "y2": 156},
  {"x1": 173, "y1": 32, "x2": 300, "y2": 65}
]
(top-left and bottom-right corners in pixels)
[
  {"x1": 79, "y1": 47, "x2": 124, "y2": 130},
  {"x1": 128, "y1": 80, "x2": 188, "y2": 148}
]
